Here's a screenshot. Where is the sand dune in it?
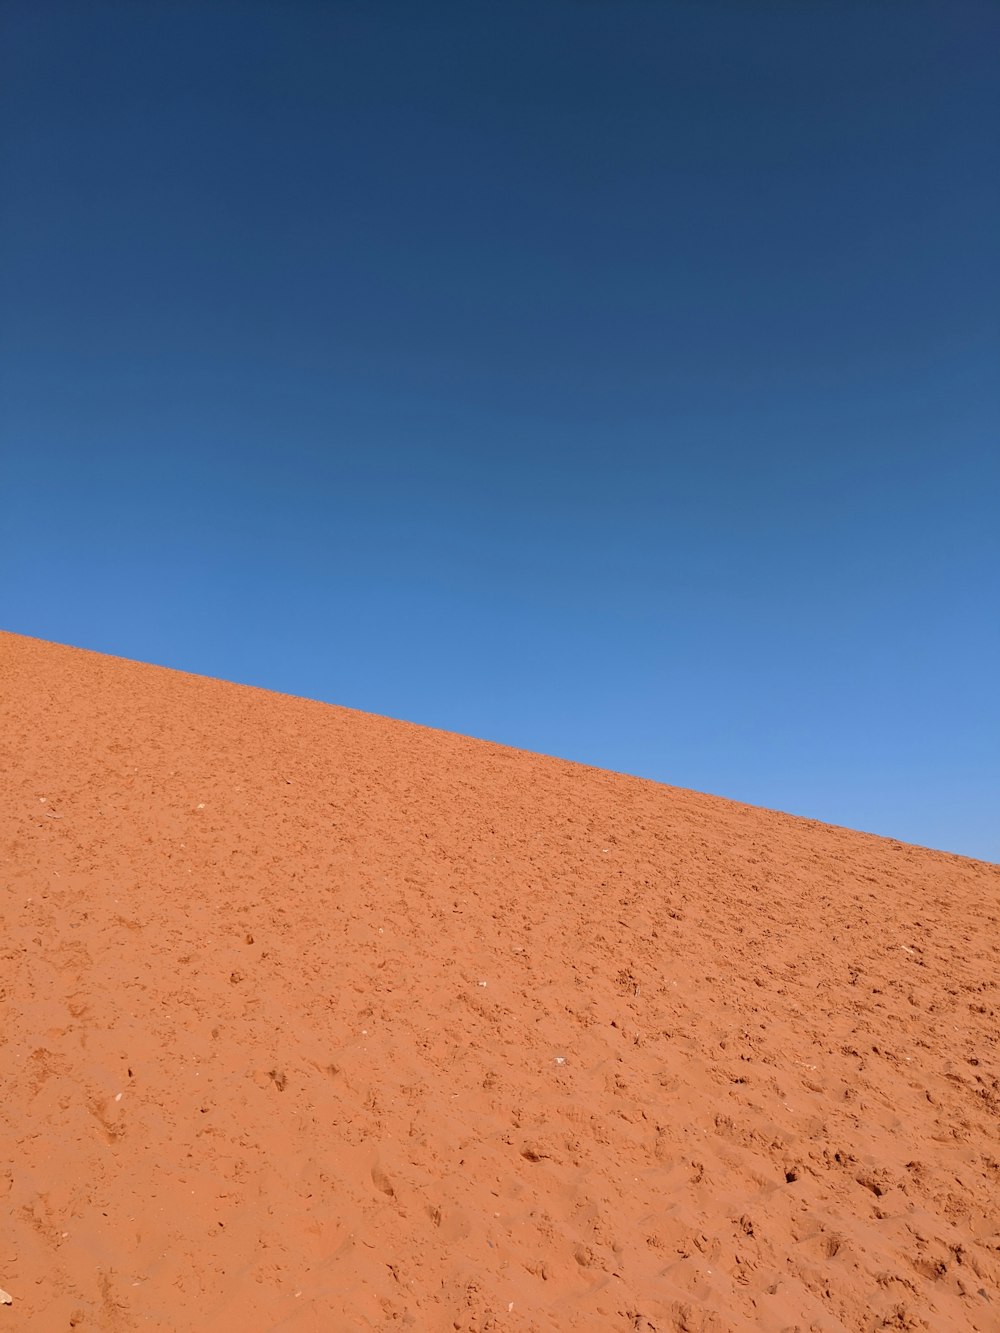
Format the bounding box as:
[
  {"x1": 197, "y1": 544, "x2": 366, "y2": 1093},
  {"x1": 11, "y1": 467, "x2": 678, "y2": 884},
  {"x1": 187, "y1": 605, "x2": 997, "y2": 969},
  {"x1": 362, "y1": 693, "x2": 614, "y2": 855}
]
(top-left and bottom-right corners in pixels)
[{"x1": 0, "y1": 630, "x2": 997, "y2": 1331}]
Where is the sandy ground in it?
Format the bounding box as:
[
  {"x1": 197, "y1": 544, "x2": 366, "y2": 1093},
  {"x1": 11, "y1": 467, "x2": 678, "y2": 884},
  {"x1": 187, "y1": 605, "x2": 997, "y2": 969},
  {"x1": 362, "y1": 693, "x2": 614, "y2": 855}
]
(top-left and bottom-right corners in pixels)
[{"x1": 0, "y1": 631, "x2": 997, "y2": 1332}]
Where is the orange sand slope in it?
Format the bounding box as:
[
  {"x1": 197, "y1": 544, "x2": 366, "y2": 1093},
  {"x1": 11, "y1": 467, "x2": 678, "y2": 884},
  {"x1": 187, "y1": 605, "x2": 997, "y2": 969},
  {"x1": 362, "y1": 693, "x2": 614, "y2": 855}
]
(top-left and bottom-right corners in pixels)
[{"x1": 1, "y1": 631, "x2": 997, "y2": 1332}]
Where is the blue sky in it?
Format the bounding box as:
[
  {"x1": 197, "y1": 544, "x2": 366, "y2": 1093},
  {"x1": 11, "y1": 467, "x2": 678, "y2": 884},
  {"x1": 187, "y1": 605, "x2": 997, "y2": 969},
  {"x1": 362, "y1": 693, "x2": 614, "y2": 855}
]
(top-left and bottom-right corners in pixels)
[{"x1": 2, "y1": 1, "x2": 998, "y2": 860}]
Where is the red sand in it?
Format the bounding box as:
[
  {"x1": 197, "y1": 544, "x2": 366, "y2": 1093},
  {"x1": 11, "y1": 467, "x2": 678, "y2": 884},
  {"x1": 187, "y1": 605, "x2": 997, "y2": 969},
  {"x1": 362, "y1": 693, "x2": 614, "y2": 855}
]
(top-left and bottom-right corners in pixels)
[{"x1": 1, "y1": 631, "x2": 997, "y2": 1332}]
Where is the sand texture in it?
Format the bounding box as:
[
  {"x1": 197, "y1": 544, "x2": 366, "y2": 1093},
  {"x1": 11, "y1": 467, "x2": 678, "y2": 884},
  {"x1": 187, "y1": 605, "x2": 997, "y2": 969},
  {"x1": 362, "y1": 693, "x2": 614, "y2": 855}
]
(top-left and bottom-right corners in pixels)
[{"x1": 1, "y1": 630, "x2": 998, "y2": 1331}]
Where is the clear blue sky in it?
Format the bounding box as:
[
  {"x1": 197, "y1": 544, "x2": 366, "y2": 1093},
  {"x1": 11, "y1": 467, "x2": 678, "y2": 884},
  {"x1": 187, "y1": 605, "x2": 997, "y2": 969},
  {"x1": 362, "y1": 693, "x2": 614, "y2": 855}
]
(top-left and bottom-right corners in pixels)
[{"x1": 2, "y1": 1, "x2": 998, "y2": 861}]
